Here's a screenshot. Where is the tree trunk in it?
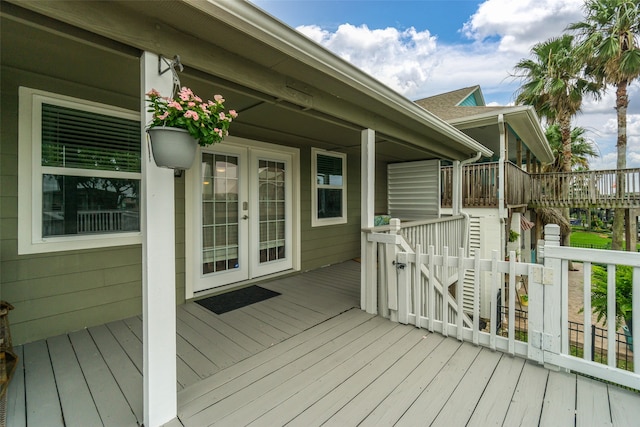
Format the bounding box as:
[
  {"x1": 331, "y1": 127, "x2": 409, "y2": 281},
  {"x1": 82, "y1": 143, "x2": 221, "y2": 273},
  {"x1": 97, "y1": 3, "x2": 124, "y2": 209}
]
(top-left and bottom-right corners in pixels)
[
  {"x1": 612, "y1": 80, "x2": 628, "y2": 251},
  {"x1": 558, "y1": 114, "x2": 575, "y2": 267}
]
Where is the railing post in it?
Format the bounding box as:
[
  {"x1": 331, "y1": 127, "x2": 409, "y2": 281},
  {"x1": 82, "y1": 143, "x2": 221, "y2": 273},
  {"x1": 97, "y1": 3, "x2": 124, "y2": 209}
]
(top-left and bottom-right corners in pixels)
[
  {"x1": 543, "y1": 224, "x2": 562, "y2": 370},
  {"x1": 387, "y1": 218, "x2": 401, "y2": 322}
]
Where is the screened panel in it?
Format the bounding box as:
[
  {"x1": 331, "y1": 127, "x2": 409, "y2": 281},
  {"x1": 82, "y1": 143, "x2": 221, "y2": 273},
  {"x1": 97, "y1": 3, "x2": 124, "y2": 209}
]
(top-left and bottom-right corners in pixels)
[{"x1": 41, "y1": 103, "x2": 141, "y2": 172}]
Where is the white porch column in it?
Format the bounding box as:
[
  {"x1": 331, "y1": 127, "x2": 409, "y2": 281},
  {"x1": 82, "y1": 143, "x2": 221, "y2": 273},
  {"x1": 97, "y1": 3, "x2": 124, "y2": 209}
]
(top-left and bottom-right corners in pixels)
[
  {"x1": 361, "y1": 128, "x2": 376, "y2": 313},
  {"x1": 141, "y1": 52, "x2": 177, "y2": 426}
]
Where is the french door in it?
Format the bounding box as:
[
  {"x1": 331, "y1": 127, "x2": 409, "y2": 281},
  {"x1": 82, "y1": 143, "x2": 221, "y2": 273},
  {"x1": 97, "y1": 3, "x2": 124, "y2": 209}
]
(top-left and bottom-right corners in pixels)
[{"x1": 187, "y1": 143, "x2": 294, "y2": 293}]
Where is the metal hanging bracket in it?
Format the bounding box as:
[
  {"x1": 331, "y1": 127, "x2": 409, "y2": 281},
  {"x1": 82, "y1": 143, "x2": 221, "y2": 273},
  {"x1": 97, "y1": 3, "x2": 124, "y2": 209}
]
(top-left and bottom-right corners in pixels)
[{"x1": 158, "y1": 54, "x2": 183, "y2": 76}]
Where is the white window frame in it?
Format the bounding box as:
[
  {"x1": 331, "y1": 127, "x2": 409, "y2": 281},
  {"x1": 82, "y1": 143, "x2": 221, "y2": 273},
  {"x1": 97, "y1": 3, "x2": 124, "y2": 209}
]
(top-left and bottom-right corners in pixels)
[
  {"x1": 311, "y1": 147, "x2": 347, "y2": 227},
  {"x1": 18, "y1": 87, "x2": 142, "y2": 254}
]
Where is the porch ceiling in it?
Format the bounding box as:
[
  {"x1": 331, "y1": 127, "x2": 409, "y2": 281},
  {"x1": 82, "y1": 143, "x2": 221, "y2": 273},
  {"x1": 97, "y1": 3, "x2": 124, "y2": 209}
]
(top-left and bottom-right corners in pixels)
[{"x1": 5, "y1": 0, "x2": 492, "y2": 164}]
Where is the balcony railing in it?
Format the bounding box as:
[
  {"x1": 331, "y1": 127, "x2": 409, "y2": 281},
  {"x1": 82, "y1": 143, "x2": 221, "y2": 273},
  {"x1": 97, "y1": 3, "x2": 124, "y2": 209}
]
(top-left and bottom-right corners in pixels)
[
  {"x1": 444, "y1": 164, "x2": 640, "y2": 210},
  {"x1": 441, "y1": 161, "x2": 530, "y2": 208},
  {"x1": 529, "y1": 168, "x2": 640, "y2": 208}
]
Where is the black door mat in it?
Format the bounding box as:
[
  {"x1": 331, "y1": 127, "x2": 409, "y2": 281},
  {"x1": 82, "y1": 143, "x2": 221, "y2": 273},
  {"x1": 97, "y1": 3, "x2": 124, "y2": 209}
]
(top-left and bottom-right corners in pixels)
[{"x1": 195, "y1": 285, "x2": 281, "y2": 314}]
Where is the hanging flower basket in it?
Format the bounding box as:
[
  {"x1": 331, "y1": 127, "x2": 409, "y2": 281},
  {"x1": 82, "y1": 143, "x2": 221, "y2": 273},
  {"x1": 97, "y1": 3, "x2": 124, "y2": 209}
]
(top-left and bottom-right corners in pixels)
[
  {"x1": 145, "y1": 86, "x2": 238, "y2": 169},
  {"x1": 147, "y1": 127, "x2": 197, "y2": 169}
]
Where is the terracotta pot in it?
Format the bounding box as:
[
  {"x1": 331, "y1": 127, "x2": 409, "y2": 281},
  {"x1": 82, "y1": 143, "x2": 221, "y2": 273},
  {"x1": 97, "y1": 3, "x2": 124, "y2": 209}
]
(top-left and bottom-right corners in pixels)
[{"x1": 147, "y1": 127, "x2": 197, "y2": 169}]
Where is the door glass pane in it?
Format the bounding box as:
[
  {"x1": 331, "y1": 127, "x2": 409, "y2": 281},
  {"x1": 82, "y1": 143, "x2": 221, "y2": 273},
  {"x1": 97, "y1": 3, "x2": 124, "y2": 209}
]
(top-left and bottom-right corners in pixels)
[
  {"x1": 258, "y1": 160, "x2": 286, "y2": 263},
  {"x1": 202, "y1": 153, "x2": 240, "y2": 274}
]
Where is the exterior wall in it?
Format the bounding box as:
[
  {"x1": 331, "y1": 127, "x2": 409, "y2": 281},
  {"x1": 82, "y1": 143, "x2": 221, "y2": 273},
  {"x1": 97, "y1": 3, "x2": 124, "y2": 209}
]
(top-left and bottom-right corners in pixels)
[
  {"x1": 0, "y1": 18, "x2": 146, "y2": 345},
  {"x1": 299, "y1": 146, "x2": 362, "y2": 270}
]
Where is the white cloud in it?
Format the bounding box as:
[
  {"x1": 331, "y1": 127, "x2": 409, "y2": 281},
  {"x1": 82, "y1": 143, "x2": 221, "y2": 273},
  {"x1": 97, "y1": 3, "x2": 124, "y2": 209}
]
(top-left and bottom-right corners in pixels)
[
  {"x1": 462, "y1": 0, "x2": 584, "y2": 53},
  {"x1": 297, "y1": 23, "x2": 438, "y2": 95},
  {"x1": 291, "y1": 0, "x2": 639, "y2": 170}
]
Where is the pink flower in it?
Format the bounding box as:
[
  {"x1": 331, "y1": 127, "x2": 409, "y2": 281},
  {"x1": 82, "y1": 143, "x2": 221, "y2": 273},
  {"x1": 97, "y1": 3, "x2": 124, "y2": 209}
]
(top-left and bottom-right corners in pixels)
[
  {"x1": 214, "y1": 94, "x2": 225, "y2": 103},
  {"x1": 194, "y1": 96, "x2": 202, "y2": 103},
  {"x1": 184, "y1": 110, "x2": 199, "y2": 121},
  {"x1": 219, "y1": 112, "x2": 226, "y2": 120},
  {"x1": 168, "y1": 101, "x2": 183, "y2": 111},
  {"x1": 157, "y1": 111, "x2": 169, "y2": 120},
  {"x1": 146, "y1": 88, "x2": 160, "y2": 97},
  {"x1": 188, "y1": 102, "x2": 196, "y2": 107},
  {"x1": 229, "y1": 110, "x2": 238, "y2": 118},
  {"x1": 179, "y1": 87, "x2": 193, "y2": 101},
  {"x1": 200, "y1": 103, "x2": 209, "y2": 110}
]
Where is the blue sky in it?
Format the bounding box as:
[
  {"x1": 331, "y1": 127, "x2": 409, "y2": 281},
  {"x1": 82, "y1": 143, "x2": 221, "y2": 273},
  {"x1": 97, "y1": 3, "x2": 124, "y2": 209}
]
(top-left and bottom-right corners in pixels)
[{"x1": 251, "y1": 0, "x2": 640, "y2": 170}]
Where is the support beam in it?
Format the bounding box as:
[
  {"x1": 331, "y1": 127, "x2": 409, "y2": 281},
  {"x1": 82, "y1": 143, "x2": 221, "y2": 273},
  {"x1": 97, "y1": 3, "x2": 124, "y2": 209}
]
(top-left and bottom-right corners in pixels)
[
  {"x1": 361, "y1": 128, "x2": 377, "y2": 314},
  {"x1": 141, "y1": 52, "x2": 177, "y2": 427},
  {"x1": 526, "y1": 149, "x2": 532, "y2": 173}
]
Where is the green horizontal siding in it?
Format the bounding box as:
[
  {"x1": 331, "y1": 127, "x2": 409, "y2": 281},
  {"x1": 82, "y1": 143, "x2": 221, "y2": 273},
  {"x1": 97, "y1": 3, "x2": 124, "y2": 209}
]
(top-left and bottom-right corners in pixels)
[{"x1": 0, "y1": 20, "x2": 148, "y2": 345}]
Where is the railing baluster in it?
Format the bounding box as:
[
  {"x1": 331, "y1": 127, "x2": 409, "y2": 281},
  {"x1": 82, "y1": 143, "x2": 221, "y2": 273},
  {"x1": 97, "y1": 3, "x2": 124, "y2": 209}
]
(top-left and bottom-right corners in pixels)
[{"x1": 583, "y1": 262, "x2": 593, "y2": 362}]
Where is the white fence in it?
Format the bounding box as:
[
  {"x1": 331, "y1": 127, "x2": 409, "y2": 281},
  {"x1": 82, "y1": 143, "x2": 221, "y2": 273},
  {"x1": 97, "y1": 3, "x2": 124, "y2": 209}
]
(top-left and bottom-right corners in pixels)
[
  {"x1": 368, "y1": 221, "x2": 640, "y2": 390},
  {"x1": 540, "y1": 225, "x2": 639, "y2": 389},
  {"x1": 77, "y1": 210, "x2": 138, "y2": 233}
]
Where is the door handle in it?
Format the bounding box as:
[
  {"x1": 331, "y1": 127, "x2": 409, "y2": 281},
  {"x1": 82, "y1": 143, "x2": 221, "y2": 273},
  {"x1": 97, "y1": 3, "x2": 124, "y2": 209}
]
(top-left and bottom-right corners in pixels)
[{"x1": 242, "y1": 215, "x2": 249, "y2": 220}]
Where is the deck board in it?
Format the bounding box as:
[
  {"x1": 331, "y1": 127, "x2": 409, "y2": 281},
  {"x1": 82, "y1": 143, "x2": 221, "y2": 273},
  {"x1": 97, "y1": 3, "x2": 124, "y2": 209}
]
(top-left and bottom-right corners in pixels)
[
  {"x1": 609, "y1": 384, "x2": 640, "y2": 426},
  {"x1": 327, "y1": 334, "x2": 461, "y2": 426},
  {"x1": 247, "y1": 325, "x2": 418, "y2": 427},
  {"x1": 6, "y1": 345, "x2": 26, "y2": 427},
  {"x1": 431, "y1": 348, "x2": 503, "y2": 426},
  {"x1": 539, "y1": 370, "x2": 577, "y2": 426},
  {"x1": 393, "y1": 342, "x2": 483, "y2": 426},
  {"x1": 466, "y1": 354, "x2": 526, "y2": 426},
  {"x1": 502, "y1": 361, "x2": 549, "y2": 427},
  {"x1": 67, "y1": 329, "x2": 139, "y2": 427},
  {"x1": 182, "y1": 315, "x2": 388, "y2": 426},
  {"x1": 178, "y1": 308, "x2": 370, "y2": 416},
  {"x1": 179, "y1": 304, "x2": 265, "y2": 354},
  {"x1": 47, "y1": 334, "x2": 103, "y2": 427},
  {"x1": 23, "y1": 340, "x2": 64, "y2": 427},
  {"x1": 286, "y1": 328, "x2": 437, "y2": 426},
  {"x1": 88, "y1": 324, "x2": 144, "y2": 424},
  {"x1": 576, "y1": 376, "x2": 612, "y2": 427},
  {"x1": 7, "y1": 261, "x2": 640, "y2": 427}
]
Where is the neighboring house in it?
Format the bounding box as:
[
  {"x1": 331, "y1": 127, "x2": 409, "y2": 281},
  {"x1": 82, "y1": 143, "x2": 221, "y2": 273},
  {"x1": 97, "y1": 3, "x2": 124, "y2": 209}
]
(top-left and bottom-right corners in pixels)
[
  {"x1": 0, "y1": 2, "x2": 491, "y2": 424},
  {"x1": 415, "y1": 86, "x2": 554, "y2": 317}
]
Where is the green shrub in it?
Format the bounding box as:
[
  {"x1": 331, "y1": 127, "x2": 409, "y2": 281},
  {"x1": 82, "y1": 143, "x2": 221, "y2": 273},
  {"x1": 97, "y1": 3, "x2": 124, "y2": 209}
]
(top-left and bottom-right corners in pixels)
[{"x1": 591, "y1": 265, "x2": 633, "y2": 332}]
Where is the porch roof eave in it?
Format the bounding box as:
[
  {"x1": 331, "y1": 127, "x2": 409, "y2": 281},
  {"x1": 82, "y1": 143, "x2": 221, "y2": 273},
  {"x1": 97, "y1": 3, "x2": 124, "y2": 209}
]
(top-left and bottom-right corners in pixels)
[
  {"x1": 448, "y1": 106, "x2": 553, "y2": 164},
  {"x1": 6, "y1": 0, "x2": 491, "y2": 161},
  {"x1": 193, "y1": 0, "x2": 493, "y2": 160}
]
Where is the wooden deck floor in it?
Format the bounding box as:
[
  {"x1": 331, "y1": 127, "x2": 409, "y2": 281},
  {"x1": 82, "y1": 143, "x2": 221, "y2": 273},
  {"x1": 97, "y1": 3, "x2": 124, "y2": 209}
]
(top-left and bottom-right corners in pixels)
[{"x1": 6, "y1": 260, "x2": 640, "y2": 426}]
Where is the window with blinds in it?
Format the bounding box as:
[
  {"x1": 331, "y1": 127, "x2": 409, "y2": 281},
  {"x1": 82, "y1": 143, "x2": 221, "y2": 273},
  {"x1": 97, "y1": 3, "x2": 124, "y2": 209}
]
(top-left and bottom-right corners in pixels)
[
  {"x1": 40, "y1": 103, "x2": 141, "y2": 237},
  {"x1": 311, "y1": 148, "x2": 347, "y2": 226},
  {"x1": 19, "y1": 87, "x2": 143, "y2": 254},
  {"x1": 41, "y1": 103, "x2": 141, "y2": 172}
]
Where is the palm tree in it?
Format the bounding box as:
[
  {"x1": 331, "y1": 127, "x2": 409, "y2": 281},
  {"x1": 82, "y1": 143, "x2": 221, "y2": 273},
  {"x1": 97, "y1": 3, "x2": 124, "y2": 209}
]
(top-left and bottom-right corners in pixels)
[
  {"x1": 568, "y1": 0, "x2": 640, "y2": 250},
  {"x1": 543, "y1": 124, "x2": 599, "y2": 173},
  {"x1": 513, "y1": 35, "x2": 600, "y2": 252}
]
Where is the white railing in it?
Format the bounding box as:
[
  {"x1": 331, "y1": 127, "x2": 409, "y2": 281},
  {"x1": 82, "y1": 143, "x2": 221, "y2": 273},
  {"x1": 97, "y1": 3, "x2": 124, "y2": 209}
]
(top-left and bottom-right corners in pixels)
[
  {"x1": 378, "y1": 222, "x2": 639, "y2": 390},
  {"x1": 540, "y1": 224, "x2": 639, "y2": 389},
  {"x1": 77, "y1": 210, "x2": 137, "y2": 233}
]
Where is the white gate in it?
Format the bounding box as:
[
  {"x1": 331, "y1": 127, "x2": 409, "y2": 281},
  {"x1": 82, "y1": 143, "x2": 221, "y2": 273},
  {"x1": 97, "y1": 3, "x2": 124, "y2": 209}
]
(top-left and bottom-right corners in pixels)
[{"x1": 370, "y1": 220, "x2": 640, "y2": 390}]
